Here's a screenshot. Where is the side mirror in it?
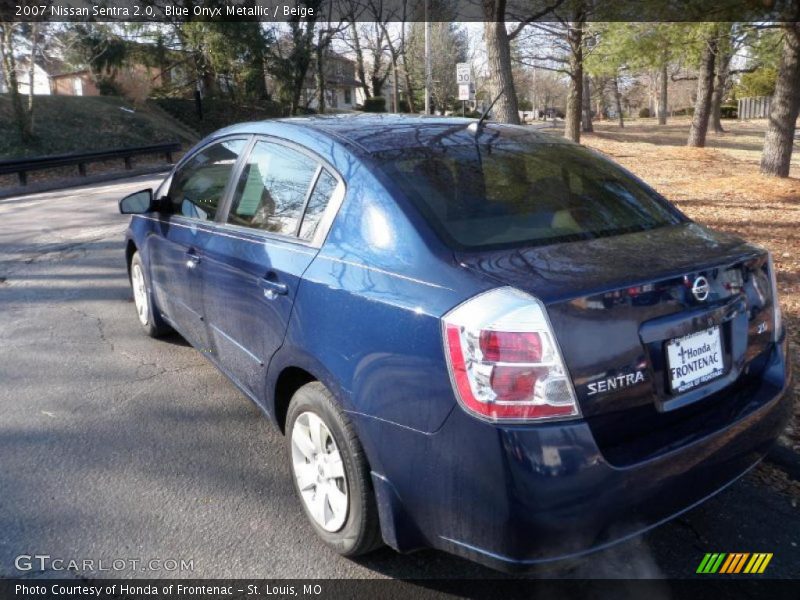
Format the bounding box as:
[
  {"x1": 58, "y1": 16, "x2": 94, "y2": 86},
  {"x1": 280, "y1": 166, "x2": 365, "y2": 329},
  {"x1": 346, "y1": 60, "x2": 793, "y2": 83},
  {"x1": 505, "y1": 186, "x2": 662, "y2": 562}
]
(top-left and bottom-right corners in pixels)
[{"x1": 119, "y1": 189, "x2": 154, "y2": 214}]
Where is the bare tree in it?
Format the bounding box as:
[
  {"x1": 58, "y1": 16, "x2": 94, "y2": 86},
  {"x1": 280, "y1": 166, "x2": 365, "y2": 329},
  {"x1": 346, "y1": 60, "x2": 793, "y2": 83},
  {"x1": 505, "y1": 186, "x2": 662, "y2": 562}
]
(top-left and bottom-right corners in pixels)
[
  {"x1": 0, "y1": 22, "x2": 33, "y2": 142},
  {"x1": 482, "y1": 10, "x2": 519, "y2": 124},
  {"x1": 378, "y1": 22, "x2": 404, "y2": 112},
  {"x1": 687, "y1": 29, "x2": 718, "y2": 148},
  {"x1": 581, "y1": 74, "x2": 592, "y2": 131},
  {"x1": 760, "y1": 23, "x2": 800, "y2": 177},
  {"x1": 481, "y1": 0, "x2": 566, "y2": 125},
  {"x1": 612, "y1": 75, "x2": 624, "y2": 127},
  {"x1": 399, "y1": 3, "x2": 415, "y2": 112},
  {"x1": 515, "y1": 3, "x2": 591, "y2": 141},
  {"x1": 313, "y1": 1, "x2": 348, "y2": 114},
  {"x1": 347, "y1": 21, "x2": 369, "y2": 100}
]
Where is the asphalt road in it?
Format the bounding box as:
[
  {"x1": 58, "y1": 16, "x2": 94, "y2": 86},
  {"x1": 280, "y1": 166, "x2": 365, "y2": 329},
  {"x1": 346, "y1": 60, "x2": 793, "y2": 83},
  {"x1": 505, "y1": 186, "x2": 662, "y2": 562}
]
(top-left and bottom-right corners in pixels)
[{"x1": 0, "y1": 176, "x2": 798, "y2": 581}]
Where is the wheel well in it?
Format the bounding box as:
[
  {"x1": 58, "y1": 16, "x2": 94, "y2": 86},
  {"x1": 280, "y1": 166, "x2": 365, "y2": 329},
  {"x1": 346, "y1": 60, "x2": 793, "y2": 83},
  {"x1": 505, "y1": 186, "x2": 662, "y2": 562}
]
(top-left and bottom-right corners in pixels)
[
  {"x1": 125, "y1": 240, "x2": 137, "y2": 278},
  {"x1": 274, "y1": 367, "x2": 316, "y2": 434}
]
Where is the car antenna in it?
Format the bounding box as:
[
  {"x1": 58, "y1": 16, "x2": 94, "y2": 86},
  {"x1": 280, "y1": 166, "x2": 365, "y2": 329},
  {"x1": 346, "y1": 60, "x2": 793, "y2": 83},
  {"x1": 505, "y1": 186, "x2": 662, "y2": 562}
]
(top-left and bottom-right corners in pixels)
[{"x1": 469, "y1": 89, "x2": 504, "y2": 135}]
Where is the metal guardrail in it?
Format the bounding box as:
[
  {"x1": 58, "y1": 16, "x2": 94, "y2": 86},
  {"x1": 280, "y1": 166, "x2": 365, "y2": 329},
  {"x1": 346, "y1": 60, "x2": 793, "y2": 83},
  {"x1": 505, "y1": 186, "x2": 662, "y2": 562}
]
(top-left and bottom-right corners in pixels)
[{"x1": 0, "y1": 142, "x2": 182, "y2": 186}]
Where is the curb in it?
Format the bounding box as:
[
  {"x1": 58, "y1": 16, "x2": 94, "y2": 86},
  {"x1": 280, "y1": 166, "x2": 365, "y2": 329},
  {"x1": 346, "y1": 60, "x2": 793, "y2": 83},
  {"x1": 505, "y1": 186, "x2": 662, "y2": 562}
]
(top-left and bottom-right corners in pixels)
[{"x1": 0, "y1": 165, "x2": 171, "y2": 200}]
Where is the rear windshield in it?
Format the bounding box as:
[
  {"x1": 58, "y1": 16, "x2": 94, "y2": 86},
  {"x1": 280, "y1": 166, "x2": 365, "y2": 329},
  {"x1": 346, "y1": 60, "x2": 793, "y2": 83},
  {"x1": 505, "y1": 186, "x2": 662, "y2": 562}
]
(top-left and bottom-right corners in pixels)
[{"x1": 375, "y1": 141, "x2": 683, "y2": 250}]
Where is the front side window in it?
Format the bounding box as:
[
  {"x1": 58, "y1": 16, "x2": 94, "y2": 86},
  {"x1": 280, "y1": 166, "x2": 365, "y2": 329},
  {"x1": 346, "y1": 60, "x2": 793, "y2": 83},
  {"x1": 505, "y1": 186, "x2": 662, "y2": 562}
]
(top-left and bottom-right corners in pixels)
[
  {"x1": 375, "y1": 141, "x2": 683, "y2": 250},
  {"x1": 227, "y1": 141, "x2": 318, "y2": 235},
  {"x1": 168, "y1": 139, "x2": 247, "y2": 221}
]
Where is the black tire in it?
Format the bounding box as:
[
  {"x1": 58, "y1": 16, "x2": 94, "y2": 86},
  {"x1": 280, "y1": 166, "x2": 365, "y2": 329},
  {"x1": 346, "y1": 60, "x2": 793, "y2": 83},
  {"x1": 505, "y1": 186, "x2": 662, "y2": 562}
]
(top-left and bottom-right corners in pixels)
[
  {"x1": 286, "y1": 382, "x2": 383, "y2": 557},
  {"x1": 129, "y1": 251, "x2": 171, "y2": 338}
]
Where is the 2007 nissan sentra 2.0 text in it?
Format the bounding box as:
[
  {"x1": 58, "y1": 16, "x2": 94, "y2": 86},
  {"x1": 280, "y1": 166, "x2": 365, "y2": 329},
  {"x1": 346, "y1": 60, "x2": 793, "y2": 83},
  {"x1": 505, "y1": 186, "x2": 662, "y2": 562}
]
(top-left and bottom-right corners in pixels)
[{"x1": 118, "y1": 115, "x2": 791, "y2": 572}]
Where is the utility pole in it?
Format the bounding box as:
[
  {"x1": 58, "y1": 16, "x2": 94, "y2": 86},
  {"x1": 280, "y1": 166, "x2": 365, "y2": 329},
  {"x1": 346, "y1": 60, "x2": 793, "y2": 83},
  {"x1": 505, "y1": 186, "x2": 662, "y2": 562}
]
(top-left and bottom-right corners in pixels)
[{"x1": 424, "y1": 0, "x2": 431, "y2": 115}]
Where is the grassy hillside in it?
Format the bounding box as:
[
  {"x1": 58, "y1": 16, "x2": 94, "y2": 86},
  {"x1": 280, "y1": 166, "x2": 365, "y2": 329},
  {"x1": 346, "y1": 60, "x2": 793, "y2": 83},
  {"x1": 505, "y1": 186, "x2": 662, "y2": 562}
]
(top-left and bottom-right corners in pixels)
[
  {"x1": 154, "y1": 97, "x2": 285, "y2": 136},
  {"x1": 0, "y1": 95, "x2": 198, "y2": 160}
]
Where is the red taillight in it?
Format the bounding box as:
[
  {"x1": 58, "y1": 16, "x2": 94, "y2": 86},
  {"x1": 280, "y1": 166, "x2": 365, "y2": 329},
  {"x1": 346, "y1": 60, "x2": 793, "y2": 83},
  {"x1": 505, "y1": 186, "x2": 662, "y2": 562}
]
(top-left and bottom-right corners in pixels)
[
  {"x1": 442, "y1": 288, "x2": 580, "y2": 423},
  {"x1": 446, "y1": 324, "x2": 475, "y2": 407},
  {"x1": 490, "y1": 366, "x2": 539, "y2": 401},
  {"x1": 479, "y1": 330, "x2": 542, "y2": 362}
]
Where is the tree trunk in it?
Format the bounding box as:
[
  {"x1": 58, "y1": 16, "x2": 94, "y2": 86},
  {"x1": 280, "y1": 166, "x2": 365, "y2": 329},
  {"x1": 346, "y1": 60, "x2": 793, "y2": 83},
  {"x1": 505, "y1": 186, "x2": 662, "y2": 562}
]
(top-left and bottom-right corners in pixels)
[
  {"x1": 0, "y1": 24, "x2": 32, "y2": 142},
  {"x1": 371, "y1": 75, "x2": 384, "y2": 99},
  {"x1": 658, "y1": 60, "x2": 668, "y2": 125},
  {"x1": 391, "y1": 57, "x2": 399, "y2": 113},
  {"x1": 760, "y1": 24, "x2": 800, "y2": 177},
  {"x1": 595, "y1": 76, "x2": 607, "y2": 120},
  {"x1": 613, "y1": 76, "x2": 624, "y2": 128},
  {"x1": 564, "y1": 21, "x2": 584, "y2": 143},
  {"x1": 687, "y1": 34, "x2": 717, "y2": 148},
  {"x1": 315, "y1": 40, "x2": 326, "y2": 114},
  {"x1": 349, "y1": 21, "x2": 370, "y2": 100},
  {"x1": 482, "y1": 5, "x2": 520, "y2": 125},
  {"x1": 27, "y1": 22, "x2": 37, "y2": 126},
  {"x1": 581, "y1": 74, "x2": 593, "y2": 132},
  {"x1": 400, "y1": 19, "x2": 415, "y2": 113},
  {"x1": 711, "y1": 48, "x2": 731, "y2": 133}
]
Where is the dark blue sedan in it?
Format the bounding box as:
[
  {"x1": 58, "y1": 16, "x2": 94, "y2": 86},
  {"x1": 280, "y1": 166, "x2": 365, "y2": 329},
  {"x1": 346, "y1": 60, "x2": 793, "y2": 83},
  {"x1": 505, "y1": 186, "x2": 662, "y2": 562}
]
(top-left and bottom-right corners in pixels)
[{"x1": 119, "y1": 115, "x2": 791, "y2": 572}]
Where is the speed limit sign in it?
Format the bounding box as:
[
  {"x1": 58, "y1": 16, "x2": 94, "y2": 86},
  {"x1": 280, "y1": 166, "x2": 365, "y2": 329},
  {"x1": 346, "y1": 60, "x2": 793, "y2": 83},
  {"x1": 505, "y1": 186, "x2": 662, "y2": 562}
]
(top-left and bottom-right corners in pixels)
[{"x1": 456, "y1": 63, "x2": 471, "y2": 85}]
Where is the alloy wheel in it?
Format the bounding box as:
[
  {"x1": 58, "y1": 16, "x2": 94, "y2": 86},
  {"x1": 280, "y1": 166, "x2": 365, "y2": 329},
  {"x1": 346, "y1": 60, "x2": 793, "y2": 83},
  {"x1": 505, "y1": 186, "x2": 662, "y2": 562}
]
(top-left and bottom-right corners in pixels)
[
  {"x1": 131, "y1": 263, "x2": 149, "y2": 326},
  {"x1": 290, "y1": 411, "x2": 349, "y2": 532}
]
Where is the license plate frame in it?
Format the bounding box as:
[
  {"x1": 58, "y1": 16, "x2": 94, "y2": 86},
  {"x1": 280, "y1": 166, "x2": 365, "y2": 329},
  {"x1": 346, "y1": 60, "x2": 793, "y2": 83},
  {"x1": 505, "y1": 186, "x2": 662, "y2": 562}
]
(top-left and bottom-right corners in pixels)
[{"x1": 666, "y1": 326, "x2": 725, "y2": 394}]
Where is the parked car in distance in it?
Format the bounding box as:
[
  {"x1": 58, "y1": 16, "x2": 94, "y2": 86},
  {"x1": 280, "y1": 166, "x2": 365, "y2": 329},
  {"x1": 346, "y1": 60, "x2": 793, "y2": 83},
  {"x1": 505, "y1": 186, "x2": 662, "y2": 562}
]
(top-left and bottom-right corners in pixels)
[{"x1": 119, "y1": 115, "x2": 791, "y2": 572}]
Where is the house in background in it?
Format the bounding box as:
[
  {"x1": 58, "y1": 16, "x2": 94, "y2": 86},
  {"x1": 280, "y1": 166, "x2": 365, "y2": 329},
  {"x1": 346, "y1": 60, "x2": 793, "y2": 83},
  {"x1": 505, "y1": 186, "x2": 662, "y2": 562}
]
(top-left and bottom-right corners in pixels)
[
  {"x1": 49, "y1": 57, "x2": 189, "y2": 101},
  {"x1": 302, "y1": 51, "x2": 359, "y2": 111},
  {"x1": 354, "y1": 77, "x2": 398, "y2": 111},
  {"x1": 0, "y1": 58, "x2": 51, "y2": 95},
  {"x1": 49, "y1": 67, "x2": 97, "y2": 96}
]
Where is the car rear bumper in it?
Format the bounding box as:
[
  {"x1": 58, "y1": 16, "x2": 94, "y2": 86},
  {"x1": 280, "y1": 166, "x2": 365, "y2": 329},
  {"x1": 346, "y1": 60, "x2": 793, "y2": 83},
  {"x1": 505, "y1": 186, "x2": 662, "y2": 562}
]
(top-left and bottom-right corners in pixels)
[{"x1": 361, "y1": 335, "x2": 792, "y2": 572}]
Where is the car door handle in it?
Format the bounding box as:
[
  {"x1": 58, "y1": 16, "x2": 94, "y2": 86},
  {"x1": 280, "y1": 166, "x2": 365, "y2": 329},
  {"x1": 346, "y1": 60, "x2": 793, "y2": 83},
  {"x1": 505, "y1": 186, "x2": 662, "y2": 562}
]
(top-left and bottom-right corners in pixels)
[
  {"x1": 259, "y1": 276, "x2": 288, "y2": 297},
  {"x1": 185, "y1": 251, "x2": 201, "y2": 269}
]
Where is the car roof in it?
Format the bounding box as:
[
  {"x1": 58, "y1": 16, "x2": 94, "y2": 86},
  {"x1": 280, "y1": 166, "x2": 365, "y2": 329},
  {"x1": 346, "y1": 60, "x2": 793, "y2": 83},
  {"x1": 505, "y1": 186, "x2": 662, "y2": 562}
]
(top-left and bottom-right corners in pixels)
[{"x1": 217, "y1": 114, "x2": 571, "y2": 155}]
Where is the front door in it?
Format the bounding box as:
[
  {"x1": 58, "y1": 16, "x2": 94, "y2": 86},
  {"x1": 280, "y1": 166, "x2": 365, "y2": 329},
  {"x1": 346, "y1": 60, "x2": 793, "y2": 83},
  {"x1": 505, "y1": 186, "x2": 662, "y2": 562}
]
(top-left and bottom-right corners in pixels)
[{"x1": 148, "y1": 138, "x2": 248, "y2": 349}]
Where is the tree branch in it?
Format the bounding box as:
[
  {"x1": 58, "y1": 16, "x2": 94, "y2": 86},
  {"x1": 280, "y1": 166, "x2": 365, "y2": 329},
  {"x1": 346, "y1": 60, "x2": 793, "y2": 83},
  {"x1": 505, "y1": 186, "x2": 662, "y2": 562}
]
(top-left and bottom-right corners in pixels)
[{"x1": 507, "y1": 0, "x2": 568, "y2": 41}]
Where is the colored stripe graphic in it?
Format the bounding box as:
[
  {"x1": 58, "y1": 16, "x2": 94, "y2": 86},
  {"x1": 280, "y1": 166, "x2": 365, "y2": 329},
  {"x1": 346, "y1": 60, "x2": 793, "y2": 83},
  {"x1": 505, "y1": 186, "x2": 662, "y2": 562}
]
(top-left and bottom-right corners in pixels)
[
  {"x1": 720, "y1": 553, "x2": 749, "y2": 573},
  {"x1": 697, "y1": 553, "x2": 727, "y2": 573},
  {"x1": 719, "y1": 554, "x2": 736, "y2": 574},
  {"x1": 744, "y1": 553, "x2": 773, "y2": 574},
  {"x1": 696, "y1": 554, "x2": 713, "y2": 573},
  {"x1": 733, "y1": 553, "x2": 750, "y2": 573},
  {"x1": 698, "y1": 553, "x2": 773, "y2": 574}
]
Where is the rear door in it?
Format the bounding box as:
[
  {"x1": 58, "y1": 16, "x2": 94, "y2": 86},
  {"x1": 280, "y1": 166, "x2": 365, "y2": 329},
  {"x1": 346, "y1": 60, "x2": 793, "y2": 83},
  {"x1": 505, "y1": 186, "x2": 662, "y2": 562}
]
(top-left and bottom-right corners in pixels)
[
  {"x1": 202, "y1": 138, "x2": 344, "y2": 399},
  {"x1": 148, "y1": 137, "x2": 248, "y2": 348}
]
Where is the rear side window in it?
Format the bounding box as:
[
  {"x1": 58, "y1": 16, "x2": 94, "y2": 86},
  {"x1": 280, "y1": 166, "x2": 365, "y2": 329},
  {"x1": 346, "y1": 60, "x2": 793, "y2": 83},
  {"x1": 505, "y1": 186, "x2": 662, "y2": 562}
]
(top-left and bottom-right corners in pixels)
[
  {"x1": 376, "y1": 142, "x2": 682, "y2": 250},
  {"x1": 168, "y1": 139, "x2": 247, "y2": 221},
  {"x1": 299, "y1": 169, "x2": 338, "y2": 241},
  {"x1": 228, "y1": 141, "x2": 318, "y2": 235}
]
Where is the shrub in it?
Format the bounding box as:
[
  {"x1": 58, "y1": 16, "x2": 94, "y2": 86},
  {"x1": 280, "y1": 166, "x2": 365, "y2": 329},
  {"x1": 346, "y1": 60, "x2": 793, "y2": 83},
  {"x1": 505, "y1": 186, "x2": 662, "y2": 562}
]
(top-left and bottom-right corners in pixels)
[
  {"x1": 96, "y1": 76, "x2": 123, "y2": 97},
  {"x1": 361, "y1": 97, "x2": 386, "y2": 113},
  {"x1": 638, "y1": 107, "x2": 651, "y2": 118},
  {"x1": 720, "y1": 104, "x2": 738, "y2": 119}
]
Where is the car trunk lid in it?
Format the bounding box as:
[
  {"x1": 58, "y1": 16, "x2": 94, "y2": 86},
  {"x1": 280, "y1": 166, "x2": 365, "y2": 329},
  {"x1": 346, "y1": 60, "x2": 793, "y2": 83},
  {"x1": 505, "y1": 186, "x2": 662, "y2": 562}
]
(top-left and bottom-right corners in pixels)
[{"x1": 456, "y1": 223, "x2": 778, "y2": 465}]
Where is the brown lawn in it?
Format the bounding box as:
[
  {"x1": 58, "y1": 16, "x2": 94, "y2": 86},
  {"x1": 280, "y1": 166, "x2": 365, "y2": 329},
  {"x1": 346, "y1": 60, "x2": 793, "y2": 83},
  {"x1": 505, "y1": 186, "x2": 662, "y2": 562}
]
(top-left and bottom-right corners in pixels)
[{"x1": 578, "y1": 117, "x2": 799, "y2": 449}]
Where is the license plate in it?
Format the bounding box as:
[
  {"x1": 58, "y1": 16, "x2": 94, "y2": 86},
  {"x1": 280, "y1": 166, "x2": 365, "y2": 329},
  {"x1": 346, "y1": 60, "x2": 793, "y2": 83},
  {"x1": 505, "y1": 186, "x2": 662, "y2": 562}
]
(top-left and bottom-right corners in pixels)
[{"x1": 666, "y1": 327, "x2": 725, "y2": 393}]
